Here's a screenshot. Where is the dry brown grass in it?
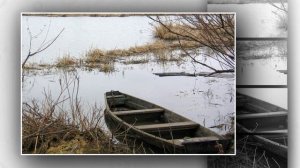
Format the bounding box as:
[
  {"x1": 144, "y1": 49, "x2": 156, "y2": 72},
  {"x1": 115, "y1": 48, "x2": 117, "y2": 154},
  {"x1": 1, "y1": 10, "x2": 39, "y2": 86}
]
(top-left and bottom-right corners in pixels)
[
  {"x1": 153, "y1": 23, "x2": 234, "y2": 48},
  {"x1": 208, "y1": 135, "x2": 285, "y2": 168},
  {"x1": 22, "y1": 72, "x2": 131, "y2": 154},
  {"x1": 85, "y1": 49, "x2": 113, "y2": 63},
  {"x1": 99, "y1": 63, "x2": 115, "y2": 73},
  {"x1": 56, "y1": 55, "x2": 77, "y2": 67},
  {"x1": 85, "y1": 62, "x2": 115, "y2": 73},
  {"x1": 85, "y1": 40, "x2": 198, "y2": 64},
  {"x1": 153, "y1": 23, "x2": 183, "y2": 41},
  {"x1": 152, "y1": 48, "x2": 185, "y2": 64},
  {"x1": 23, "y1": 63, "x2": 43, "y2": 70}
]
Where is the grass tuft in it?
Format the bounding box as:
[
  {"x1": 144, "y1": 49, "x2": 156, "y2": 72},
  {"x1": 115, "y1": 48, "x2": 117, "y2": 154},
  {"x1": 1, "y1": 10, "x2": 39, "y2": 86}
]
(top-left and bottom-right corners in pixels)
[
  {"x1": 84, "y1": 40, "x2": 198, "y2": 64},
  {"x1": 56, "y1": 54, "x2": 77, "y2": 67},
  {"x1": 153, "y1": 24, "x2": 182, "y2": 41}
]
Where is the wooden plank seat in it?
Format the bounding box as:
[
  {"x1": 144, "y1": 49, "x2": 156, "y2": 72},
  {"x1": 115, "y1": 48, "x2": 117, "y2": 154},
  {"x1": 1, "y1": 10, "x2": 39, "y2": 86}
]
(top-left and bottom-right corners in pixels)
[
  {"x1": 106, "y1": 95, "x2": 126, "y2": 99},
  {"x1": 107, "y1": 95, "x2": 128, "y2": 106},
  {"x1": 257, "y1": 129, "x2": 288, "y2": 134},
  {"x1": 167, "y1": 136, "x2": 220, "y2": 146},
  {"x1": 237, "y1": 111, "x2": 287, "y2": 119},
  {"x1": 114, "y1": 108, "x2": 164, "y2": 116},
  {"x1": 125, "y1": 101, "x2": 147, "y2": 109},
  {"x1": 135, "y1": 121, "x2": 199, "y2": 132},
  {"x1": 241, "y1": 129, "x2": 288, "y2": 135},
  {"x1": 244, "y1": 103, "x2": 271, "y2": 113}
]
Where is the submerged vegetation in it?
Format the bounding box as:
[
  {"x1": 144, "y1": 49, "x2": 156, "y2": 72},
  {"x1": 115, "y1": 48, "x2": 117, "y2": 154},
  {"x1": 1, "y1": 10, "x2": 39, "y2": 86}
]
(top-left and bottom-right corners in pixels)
[
  {"x1": 123, "y1": 57, "x2": 150, "y2": 64},
  {"x1": 85, "y1": 40, "x2": 197, "y2": 63},
  {"x1": 23, "y1": 14, "x2": 235, "y2": 74},
  {"x1": 56, "y1": 54, "x2": 77, "y2": 67},
  {"x1": 237, "y1": 40, "x2": 287, "y2": 60}
]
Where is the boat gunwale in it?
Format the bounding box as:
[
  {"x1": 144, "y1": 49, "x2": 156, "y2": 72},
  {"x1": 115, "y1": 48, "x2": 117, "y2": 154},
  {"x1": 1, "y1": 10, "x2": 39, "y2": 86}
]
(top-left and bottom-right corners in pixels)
[
  {"x1": 104, "y1": 91, "x2": 227, "y2": 150},
  {"x1": 237, "y1": 93, "x2": 288, "y2": 158},
  {"x1": 104, "y1": 92, "x2": 187, "y2": 148},
  {"x1": 237, "y1": 123, "x2": 287, "y2": 158}
]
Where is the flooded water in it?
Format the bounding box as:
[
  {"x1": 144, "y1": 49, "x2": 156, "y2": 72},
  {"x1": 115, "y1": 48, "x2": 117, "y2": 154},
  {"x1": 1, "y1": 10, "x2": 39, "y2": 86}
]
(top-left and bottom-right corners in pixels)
[
  {"x1": 23, "y1": 60, "x2": 235, "y2": 134},
  {"x1": 208, "y1": 3, "x2": 288, "y2": 37},
  {"x1": 237, "y1": 40, "x2": 287, "y2": 85},
  {"x1": 237, "y1": 40, "x2": 287, "y2": 109},
  {"x1": 22, "y1": 16, "x2": 235, "y2": 135},
  {"x1": 208, "y1": 3, "x2": 288, "y2": 109},
  {"x1": 22, "y1": 16, "x2": 154, "y2": 64}
]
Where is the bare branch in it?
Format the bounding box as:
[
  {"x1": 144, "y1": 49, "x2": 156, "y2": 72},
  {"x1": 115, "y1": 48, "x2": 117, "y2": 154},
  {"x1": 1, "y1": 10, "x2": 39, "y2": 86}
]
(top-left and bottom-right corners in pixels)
[
  {"x1": 22, "y1": 27, "x2": 65, "y2": 68},
  {"x1": 148, "y1": 14, "x2": 235, "y2": 74}
]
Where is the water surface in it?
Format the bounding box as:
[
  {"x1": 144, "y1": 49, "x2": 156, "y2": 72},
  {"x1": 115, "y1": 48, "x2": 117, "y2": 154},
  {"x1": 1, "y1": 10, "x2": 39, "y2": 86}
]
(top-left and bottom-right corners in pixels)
[
  {"x1": 22, "y1": 16, "x2": 154, "y2": 64},
  {"x1": 22, "y1": 16, "x2": 236, "y2": 135},
  {"x1": 23, "y1": 58, "x2": 235, "y2": 134}
]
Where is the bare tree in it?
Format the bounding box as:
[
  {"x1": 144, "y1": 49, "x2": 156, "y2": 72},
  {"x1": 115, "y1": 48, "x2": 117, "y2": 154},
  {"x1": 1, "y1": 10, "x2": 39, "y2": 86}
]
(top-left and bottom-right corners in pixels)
[
  {"x1": 268, "y1": 0, "x2": 288, "y2": 14},
  {"x1": 22, "y1": 21, "x2": 64, "y2": 68},
  {"x1": 268, "y1": 0, "x2": 288, "y2": 31},
  {"x1": 149, "y1": 14, "x2": 235, "y2": 74}
]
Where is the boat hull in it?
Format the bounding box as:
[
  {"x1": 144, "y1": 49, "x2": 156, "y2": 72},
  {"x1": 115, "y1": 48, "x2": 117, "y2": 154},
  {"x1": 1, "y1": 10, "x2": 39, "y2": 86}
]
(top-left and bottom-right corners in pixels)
[
  {"x1": 237, "y1": 93, "x2": 288, "y2": 158},
  {"x1": 104, "y1": 91, "x2": 232, "y2": 154}
]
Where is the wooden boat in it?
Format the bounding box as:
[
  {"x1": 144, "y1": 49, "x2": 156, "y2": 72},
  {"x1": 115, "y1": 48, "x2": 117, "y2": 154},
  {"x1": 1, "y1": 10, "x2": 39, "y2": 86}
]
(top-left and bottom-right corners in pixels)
[
  {"x1": 104, "y1": 91, "x2": 232, "y2": 154},
  {"x1": 237, "y1": 93, "x2": 288, "y2": 158}
]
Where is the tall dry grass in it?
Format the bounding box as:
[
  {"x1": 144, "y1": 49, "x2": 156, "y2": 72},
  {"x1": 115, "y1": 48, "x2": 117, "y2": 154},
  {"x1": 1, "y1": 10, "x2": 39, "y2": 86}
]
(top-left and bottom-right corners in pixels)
[
  {"x1": 22, "y1": 72, "x2": 131, "y2": 154},
  {"x1": 153, "y1": 23, "x2": 183, "y2": 41},
  {"x1": 56, "y1": 54, "x2": 77, "y2": 67},
  {"x1": 208, "y1": 135, "x2": 284, "y2": 168},
  {"x1": 84, "y1": 40, "x2": 198, "y2": 64}
]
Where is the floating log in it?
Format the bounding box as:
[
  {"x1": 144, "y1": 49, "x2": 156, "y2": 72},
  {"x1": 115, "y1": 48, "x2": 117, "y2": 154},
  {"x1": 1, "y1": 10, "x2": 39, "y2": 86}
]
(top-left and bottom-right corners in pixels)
[
  {"x1": 277, "y1": 70, "x2": 287, "y2": 74},
  {"x1": 153, "y1": 72, "x2": 234, "y2": 78}
]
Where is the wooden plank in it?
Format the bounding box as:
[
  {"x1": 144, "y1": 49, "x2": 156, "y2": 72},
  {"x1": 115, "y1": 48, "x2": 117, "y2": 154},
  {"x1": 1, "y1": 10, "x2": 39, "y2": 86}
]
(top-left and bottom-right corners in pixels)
[
  {"x1": 106, "y1": 95, "x2": 126, "y2": 99},
  {"x1": 114, "y1": 108, "x2": 164, "y2": 116},
  {"x1": 237, "y1": 37, "x2": 287, "y2": 41},
  {"x1": 125, "y1": 101, "x2": 147, "y2": 109},
  {"x1": 244, "y1": 103, "x2": 270, "y2": 113},
  {"x1": 241, "y1": 129, "x2": 288, "y2": 135},
  {"x1": 168, "y1": 136, "x2": 219, "y2": 146},
  {"x1": 237, "y1": 85, "x2": 287, "y2": 88},
  {"x1": 237, "y1": 111, "x2": 287, "y2": 119},
  {"x1": 135, "y1": 121, "x2": 199, "y2": 131},
  {"x1": 237, "y1": 93, "x2": 287, "y2": 112},
  {"x1": 108, "y1": 97, "x2": 127, "y2": 106}
]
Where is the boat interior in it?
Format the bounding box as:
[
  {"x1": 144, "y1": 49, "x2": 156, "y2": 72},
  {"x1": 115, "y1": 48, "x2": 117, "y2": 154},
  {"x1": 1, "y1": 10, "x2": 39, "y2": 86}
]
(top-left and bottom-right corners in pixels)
[
  {"x1": 105, "y1": 91, "x2": 222, "y2": 143},
  {"x1": 237, "y1": 93, "x2": 288, "y2": 146}
]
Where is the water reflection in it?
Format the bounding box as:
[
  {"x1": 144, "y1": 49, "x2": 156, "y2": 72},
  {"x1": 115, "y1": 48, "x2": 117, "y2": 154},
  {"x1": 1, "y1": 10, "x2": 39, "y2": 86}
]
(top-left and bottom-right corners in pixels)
[
  {"x1": 23, "y1": 59, "x2": 235, "y2": 135},
  {"x1": 237, "y1": 40, "x2": 287, "y2": 85},
  {"x1": 22, "y1": 15, "x2": 235, "y2": 135}
]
